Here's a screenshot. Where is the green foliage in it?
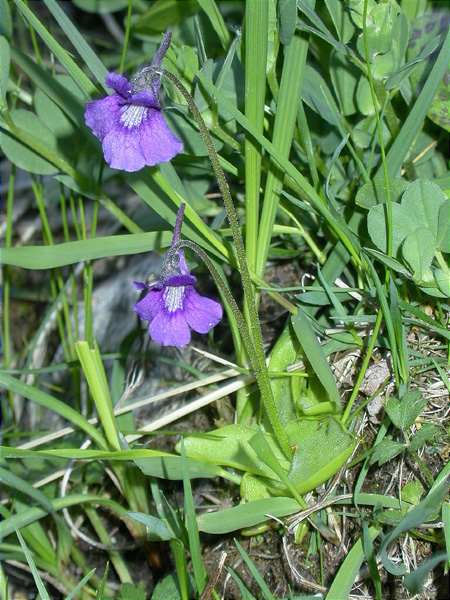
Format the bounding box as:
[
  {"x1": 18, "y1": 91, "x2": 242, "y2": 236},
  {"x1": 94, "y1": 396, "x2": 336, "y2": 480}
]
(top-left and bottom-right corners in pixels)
[
  {"x1": 367, "y1": 178, "x2": 450, "y2": 296},
  {"x1": 385, "y1": 390, "x2": 427, "y2": 431},
  {"x1": 1, "y1": 0, "x2": 449, "y2": 597}
]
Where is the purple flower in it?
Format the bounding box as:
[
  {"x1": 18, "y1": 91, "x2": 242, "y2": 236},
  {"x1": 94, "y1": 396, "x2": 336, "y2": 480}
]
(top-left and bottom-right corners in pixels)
[
  {"x1": 84, "y1": 32, "x2": 183, "y2": 172},
  {"x1": 134, "y1": 205, "x2": 222, "y2": 347}
]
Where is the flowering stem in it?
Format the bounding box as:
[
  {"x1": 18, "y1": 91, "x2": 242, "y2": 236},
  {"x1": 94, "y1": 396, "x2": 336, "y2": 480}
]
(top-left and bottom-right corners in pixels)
[
  {"x1": 172, "y1": 202, "x2": 185, "y2": 246},
  {"x1": 163, "y1": 70, "x2": 291, "y2": 457},
  {"x1": 173, "y1": 240, "x2": 257, "y2": 372}
]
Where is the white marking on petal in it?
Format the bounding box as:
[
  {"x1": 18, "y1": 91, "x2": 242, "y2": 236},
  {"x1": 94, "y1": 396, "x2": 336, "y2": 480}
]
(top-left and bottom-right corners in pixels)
[
  {"x1": 163, "y1": 285, "x2": 185, "y2": 313},
  {"x1": 120, "y1": 104, "x2": 147, "y2": 129}
]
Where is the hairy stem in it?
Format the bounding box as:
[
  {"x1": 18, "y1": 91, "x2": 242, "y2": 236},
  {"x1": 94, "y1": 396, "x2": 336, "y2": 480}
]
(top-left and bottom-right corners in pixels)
[{"x1": 163, "y1": 70, "x2": 290, "y2": 455}]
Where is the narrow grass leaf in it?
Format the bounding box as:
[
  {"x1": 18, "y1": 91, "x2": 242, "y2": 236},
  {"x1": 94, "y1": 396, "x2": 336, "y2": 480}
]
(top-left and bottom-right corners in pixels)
[
  {"x1": 325, "y1": 527, "x2": 380, "y2": 600},
  {"x1": 0, "y1": 495, "x2": 127, "y2": 539},
  {"x1": 180, "y1": 439, "x2": 207, "y2": 595},
  {"x1": 43, "y1": 0, "x2": 108, "y2": 90},
  {"x1": 244, "y1": 0, "x2": 269, "y2": 270},
  {"x1": 257, "y1": 33, "x2": 308, "y2": 277},
  {"x1": 13, "y1": 0, "x2": 96, "y2": 96},
  {"x1": 76, "y1": 342, "x2": 121, "y2": 450},
  {"x1": 0, "y1": 231, "x2": 170, "y2": 269},
  {"x1": 234, "y1": 540, "x2": 274, "y2": 600},
  {"x1": 291, "y1": 309, "x2": 341, "y2": 409},
  {"x1": 443, "y1": 503, "x2": 450, "y2": 568},
  {"x1": 15, "y1": 529, "x2": 51, "y2": 600},
  {"x1": 0, "y1": 35, "x2": 9, "y2": 103},
  {"x1": 404, "y1": 551, "x2": 448, "y2": 595},
  {"x1": 0, "y1": 373, "x2": 107, "y2": 449},
  {"x1": 197, "y1": 0, "x2": 230, "y2": 48},
  {"x1": 376, "y1": 29, "x2": 450, "y2": 181},
  {"x1": 380, "y1": 477, "x2": 450, "y2": 575},
  {"x1": 64, "y1": 569, "x2": 96, "y2": 600},
  {"x1": 0, "y1": 466, "x2": 53, "y2": 513}
]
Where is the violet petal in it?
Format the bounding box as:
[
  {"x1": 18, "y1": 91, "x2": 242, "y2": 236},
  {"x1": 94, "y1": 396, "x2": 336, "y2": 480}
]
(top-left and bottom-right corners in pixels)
[
  {"x1": 106, "y1": 72, "x2": 131, "y2": 98},
  {"x1": 138, "y1": 109, "x2": 183, "y2": 166},
  {"x1": 149, "y1": 310, "x2": 191, "y2": 347},
  {"x1": 84, "y1": 95, "x2": 122, "y2": 141},
  {"x1": 183, "y1": 288, "x2": 223, "y2": 334},
  {"x1": 102, "y1": 121, "x2": 147, "y2": 172},
  {"x1": 134, "y1": 288, "x2": 163, "y2": 321},
  {"x1": 131, "y1": 90, "x2": 160, "y2": 108}
]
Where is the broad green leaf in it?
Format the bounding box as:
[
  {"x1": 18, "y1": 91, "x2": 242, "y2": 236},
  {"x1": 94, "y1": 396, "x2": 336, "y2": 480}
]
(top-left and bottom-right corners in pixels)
[
  {"x1": 355, "y1": 178, "x2": 408, "y2": 210},
  {"x1": 402, "y1": 227, "x2": 436, "y2": 280},
  {"x1": 370, "y1": 437, "x2": 405, "y2": 466},
  {"x1": 433, "y1": 268, "x2": 450, "y2": 297},
  {"x1": 385, "y1": 390, "x2": 427, "y2": 431},
  {"x1": 325, "y1": 0, "x2": 355, "y2": 43},
  {"x1": 11, "y1": 49, "x2": 85, "y2": 124},
  {"x1": 134, "y1": 455, "x2": 227, "y2": 481},
  {"x1": 437, "y1": 201, "x2": 450, "y2": 252},
  {"x1": 285, "y1": 417, "x2": 355, "y2": 493},
  {"x1": 401, "y1": 179, "x2": 447, "y2": 241},
  {"x1": 302, "y1": 65, "x2": 341, "y2": 127},
  {"x1": 179, "y1": 424, "x2": 288, "y2": 478},
  {"x1": 376, "y1": 28, "x2": 450, "y2": 181},
  {"x1": 151, "y1": 574, "x2": 183, "y2": 600},
  {"x1": 0, "y1": 231, "x2": 171, "y2": 269},
  {"x1": 268, "y1": 325, "x2": 299, "y2": 425},
  {"x1": 0, "y1": 35, "x2": 9, "y2": 103},
  {"x1": 291, "y1": 309, "x2": 341, "y2": 410},
  {"x1": 409, "y1": 423, "x2": 440, "y2": 451},
  {"x1": 197, "y1": 497, "x2": 300, "y2": 534},
  {"x1": 34, "y1": 89, "x2": 75, "y2": 139},
  {"x1": 363, "y1": 248, "x2": 411, "y2": 276},
  {"x1": 367, "y1": 202, "x2": 417, "y2": 254},
  {"x1": 330, "y1": 50, "x2": 358, "y2": 115},
  {"x1": 0, "y1": 109, "x2": 58, "y2": 175}
]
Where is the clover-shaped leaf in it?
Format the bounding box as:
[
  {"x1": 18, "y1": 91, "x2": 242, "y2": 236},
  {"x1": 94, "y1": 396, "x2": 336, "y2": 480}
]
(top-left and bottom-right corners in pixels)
[{"x1": 402, "y1": 227, "x2": 436, "y2": 281}]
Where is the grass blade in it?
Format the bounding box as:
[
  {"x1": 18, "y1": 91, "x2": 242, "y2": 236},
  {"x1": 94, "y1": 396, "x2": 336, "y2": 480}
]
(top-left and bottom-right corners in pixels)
[
  {"x1": 42, "y1": 0, "x2": 108, "y2": 90},
  {"x1": 15, "y1": 529, "x2": 51, "y2": 600},
  {"x1": 180, "y1": 439, "x2": 207, "y2": 595},
  {"x1": 244, "y1": 0, "x2": 269, "y2": 271},
  {"x1": 13, "y1": 0, "x2": 96, "y2": 96},
  {"x1": 0, "y1": 372, "x2": 107, "y2": 449},
  {"x1": 256, "y1": 33, "x2": 308, "y2": 277},
  {"x1": 325, "y1": 527, "x2": 380, "y2": 600},
  {"x1": 291, "y1": 309, "x2": 341, "y2": 410}
]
